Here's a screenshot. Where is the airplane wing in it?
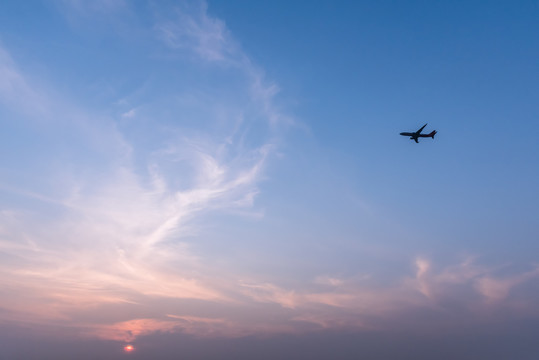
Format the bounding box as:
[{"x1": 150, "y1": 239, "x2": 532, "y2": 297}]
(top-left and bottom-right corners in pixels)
[
  {"x1": 416, "y1": 123, "x2": 427, "y2": 134},
  {"x1": 414, "y1": 138, "x2": 419, "y2": 143}
]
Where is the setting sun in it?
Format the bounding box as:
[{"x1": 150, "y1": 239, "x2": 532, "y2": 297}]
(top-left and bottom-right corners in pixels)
[{"x1": 124, "y1": 344, "x2": 134, "y2": 353}]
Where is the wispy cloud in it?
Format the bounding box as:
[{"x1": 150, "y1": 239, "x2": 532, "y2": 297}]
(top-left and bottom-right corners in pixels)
[
  {"x1": 236, "y1": 257, "x2": 539, "y2": 333},
  {"x1": 155, "y1": 1, "x2": 294, "y2": 128},
  {"x1": 156, "y1": 1, "x2": 240, "y2": 64},
  {"x1": 475, "y1": 266, "x2": 539, "y2": 302},
  {"x1": 0, "y1": 0, "x2": 288, "y2": 343}
]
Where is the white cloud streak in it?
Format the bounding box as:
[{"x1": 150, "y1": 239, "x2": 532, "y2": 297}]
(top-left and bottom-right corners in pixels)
[
  {"x1": 156, "y1": 1, "x2": 239, "y2": 64},
  {"x1": 0, "y1": 0, "x2": 286, "y2": 342}
]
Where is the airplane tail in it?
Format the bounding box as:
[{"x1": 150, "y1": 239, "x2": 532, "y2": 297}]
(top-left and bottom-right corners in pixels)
[{"x1": 429, "y1": 130, "x2": 437, "y2": 139}]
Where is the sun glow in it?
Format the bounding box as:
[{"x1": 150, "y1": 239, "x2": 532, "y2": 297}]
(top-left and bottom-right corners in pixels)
[{"x1": 124, "y1": 344, "x2": 134, "y2": 352}]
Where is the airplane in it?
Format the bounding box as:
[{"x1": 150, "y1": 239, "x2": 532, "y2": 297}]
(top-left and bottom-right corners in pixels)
[{"x1": 400, "y1": 123, "x2": 437, "y2": 143}]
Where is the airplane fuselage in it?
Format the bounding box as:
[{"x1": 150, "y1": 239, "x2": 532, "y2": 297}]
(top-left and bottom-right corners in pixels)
[{"x1": 399, "y1": 132, "x2": 415, "y2": 137}]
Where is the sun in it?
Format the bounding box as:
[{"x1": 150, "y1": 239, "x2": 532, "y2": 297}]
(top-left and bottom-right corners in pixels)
[{"x1": 124, "y1": 344, "x2": 135, "y2": 353}]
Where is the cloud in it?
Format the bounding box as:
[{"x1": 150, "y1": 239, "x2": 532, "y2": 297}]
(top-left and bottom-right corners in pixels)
[
  {"x1": 235, "y1": 257, "x2": 539, "y2": 333},
  {"x1": 155, "y1": 1, "x2": 294, "y2": 128},
  {"x1": 240, "y1": 282, "x2": 299, "y2": 309},
  {"x1": 121, "y1": 108, "x2": 137, "y2": 118},
  {"x1": 475, "y1": 266, "x2": 539, "y2": 302},
  {"x1": 156, "y1": 1, "x2": 239, "y2": 64},
  {"x1": 0, "y1": 0, "x2": 289, "y2": 344}
]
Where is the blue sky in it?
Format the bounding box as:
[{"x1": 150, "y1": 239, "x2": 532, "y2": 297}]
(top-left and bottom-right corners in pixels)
[{"x1": 0, "y1": 1, "x2": 538, "y2": 359}]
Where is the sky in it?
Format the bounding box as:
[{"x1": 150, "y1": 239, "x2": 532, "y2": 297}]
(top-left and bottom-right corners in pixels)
[{"x1": 0, "y1": 1, "x2": 538, "y2": 359}]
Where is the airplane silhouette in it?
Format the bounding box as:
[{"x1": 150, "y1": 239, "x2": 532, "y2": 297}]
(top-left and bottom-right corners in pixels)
[{"x1": 400, "y1": 123, "x2": 437, "y2": 143}]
